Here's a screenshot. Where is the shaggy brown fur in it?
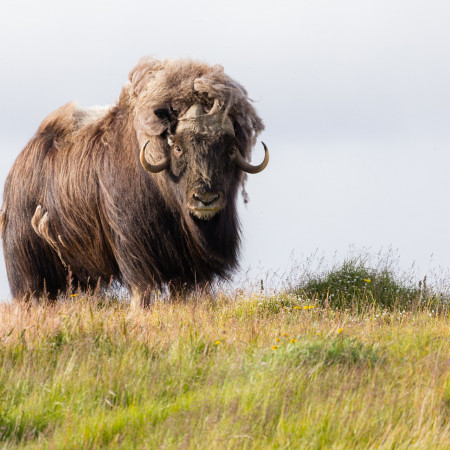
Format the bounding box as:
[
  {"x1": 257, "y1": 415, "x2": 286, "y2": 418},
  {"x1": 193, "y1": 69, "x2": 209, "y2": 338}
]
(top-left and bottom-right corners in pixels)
[{"x1": 0, "y1": 57, "x2": 265, "y2": 304}]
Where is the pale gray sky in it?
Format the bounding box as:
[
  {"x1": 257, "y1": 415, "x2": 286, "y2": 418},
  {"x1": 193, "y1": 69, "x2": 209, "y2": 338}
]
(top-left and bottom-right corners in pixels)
[{"x1": 1, "y1": 0, "x2": 450, "y2": 298}]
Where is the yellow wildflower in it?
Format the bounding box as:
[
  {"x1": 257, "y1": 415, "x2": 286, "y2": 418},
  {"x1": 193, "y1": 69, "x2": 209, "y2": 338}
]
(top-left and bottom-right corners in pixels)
[
  {"x1": 364, "y1": 279, "x2": 371, "y2": 283},
  {"x1": 275, "y1": 338, "x2": 280, "y2": 342},
  {"x1": 290, "y1": 338, "x2": 297, "y2": 344},
  {"x1": 294, "y1": 306, "x2": 301, "y2": 309},
  {"x1": 303, "y1": 305, "x2": 314, "y2": 309},
  {"x1": 281, "y1": 332, "x2": 288, "y2": 336},
  {"x1": 271, "y1": 345, "x2": 278, "y2": 350},
  {"x1": 337, "y1": 328, "x2": 344, "y2": 334},
  {"x1": 214, "y1": 340, "x2": 221, "y2": 345}
]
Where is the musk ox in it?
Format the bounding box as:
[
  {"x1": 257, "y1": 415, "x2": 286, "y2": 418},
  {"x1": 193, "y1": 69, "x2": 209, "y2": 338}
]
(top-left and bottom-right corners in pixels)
[{"x1": 0, "y1": 57, "x2": 268, "y2": 306}]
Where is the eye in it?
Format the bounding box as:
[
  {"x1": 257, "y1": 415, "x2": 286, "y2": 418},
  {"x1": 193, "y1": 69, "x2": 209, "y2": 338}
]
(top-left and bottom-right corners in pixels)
[
  {"x1": 228, "y1": 146, "x2": 237, "y2": 159},
  {"x1": 173, "y1": 145, "x2": 183, "y2": 158}
]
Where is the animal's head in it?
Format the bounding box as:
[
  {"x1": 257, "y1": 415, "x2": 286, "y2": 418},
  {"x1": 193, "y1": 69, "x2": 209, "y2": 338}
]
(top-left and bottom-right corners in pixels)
[
  {"x1": 127, "y1": 57, "x2": 268, "y2": 220},
  {"x1": 140, "y1": 100, "x2": 268, "y2": 219}
]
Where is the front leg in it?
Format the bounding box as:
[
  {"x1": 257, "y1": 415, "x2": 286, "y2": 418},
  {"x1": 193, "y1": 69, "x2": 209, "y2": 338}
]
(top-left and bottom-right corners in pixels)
[{"x1": 130, "y1": 286, "x2": 153, "y2": 309}]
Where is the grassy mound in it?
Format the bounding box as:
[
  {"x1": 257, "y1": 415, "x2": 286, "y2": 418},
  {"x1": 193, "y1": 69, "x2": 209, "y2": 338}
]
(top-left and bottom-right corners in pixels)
[{"x1": 292, "y1": 256, "x2": 447, "y2": 311}]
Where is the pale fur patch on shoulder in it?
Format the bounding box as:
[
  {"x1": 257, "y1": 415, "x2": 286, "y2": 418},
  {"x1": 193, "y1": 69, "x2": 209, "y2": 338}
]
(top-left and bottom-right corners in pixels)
[
  {"x1": 31, "y1": 205, "x2": 67, "y2": 267},
  {"x1": 0, "y1": 207, "x2": 5, "y2": 237},
  {"x1": 74, "y1": 104, "x2": 112, "y2": 129}
]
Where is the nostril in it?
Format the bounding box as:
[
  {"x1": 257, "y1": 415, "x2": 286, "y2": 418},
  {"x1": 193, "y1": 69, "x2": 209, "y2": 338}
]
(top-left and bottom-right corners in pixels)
[{"x1": 193, "y1": 192, "x2": 220, "y2": 206}]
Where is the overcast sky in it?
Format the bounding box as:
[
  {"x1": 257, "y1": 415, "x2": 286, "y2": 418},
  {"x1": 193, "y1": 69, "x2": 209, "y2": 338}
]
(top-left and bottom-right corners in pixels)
[{"x1": 1, "y1": 0, "x2": 450, "y2": 298}]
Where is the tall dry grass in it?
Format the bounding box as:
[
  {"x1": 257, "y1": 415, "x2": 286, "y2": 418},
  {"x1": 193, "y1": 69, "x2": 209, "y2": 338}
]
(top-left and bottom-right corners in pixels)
[{"x1": 0, "y1": 288, "x2": 448, "y2": 448}]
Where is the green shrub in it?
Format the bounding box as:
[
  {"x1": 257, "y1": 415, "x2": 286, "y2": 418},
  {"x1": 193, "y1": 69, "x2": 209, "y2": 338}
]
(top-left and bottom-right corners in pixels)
[{"x1": 293, "y1": 257, "x2": 432, "y2": 310}]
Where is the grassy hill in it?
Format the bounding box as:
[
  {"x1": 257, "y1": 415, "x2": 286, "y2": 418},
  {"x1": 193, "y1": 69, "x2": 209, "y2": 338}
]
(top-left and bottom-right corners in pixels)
[{"x1": 0, "y1": 260, "x2": 449, "y2": 448}]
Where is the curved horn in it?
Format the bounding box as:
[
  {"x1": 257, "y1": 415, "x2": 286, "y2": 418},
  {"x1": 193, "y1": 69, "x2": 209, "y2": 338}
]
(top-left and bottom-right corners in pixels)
[
  {"x1": 140, "y1": 141, "x2": 170, "y2": 173},
  {"x1": 208, "y1": 98, "x2": 221, "y2": 115},
  {"x1": 180, "y1": 104, "x2": 203, "y2": 120},
  {"x1": 234, "y1": 142, "x2": 269, "y2": 174}
]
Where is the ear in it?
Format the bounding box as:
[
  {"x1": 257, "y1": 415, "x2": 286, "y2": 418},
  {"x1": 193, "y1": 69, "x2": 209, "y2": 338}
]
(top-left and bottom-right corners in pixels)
[
  {"x1": 135, "y1": 107, "x2": 177, "y2": 136},
  {"x1": 154, "y1": 107, "x2": 177, "y2": 124}
]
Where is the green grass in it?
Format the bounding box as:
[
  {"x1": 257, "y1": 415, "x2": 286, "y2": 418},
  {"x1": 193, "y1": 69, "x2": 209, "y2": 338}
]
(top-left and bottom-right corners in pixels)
[{"x1": 0, "y1": 265, "x2": 449, "y2": 448}]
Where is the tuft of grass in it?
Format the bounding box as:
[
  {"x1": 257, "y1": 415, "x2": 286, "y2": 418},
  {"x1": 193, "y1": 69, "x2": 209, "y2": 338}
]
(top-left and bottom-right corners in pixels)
[{"x1": 266, "y1": 336, "x2": 381, "y2": 367}]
